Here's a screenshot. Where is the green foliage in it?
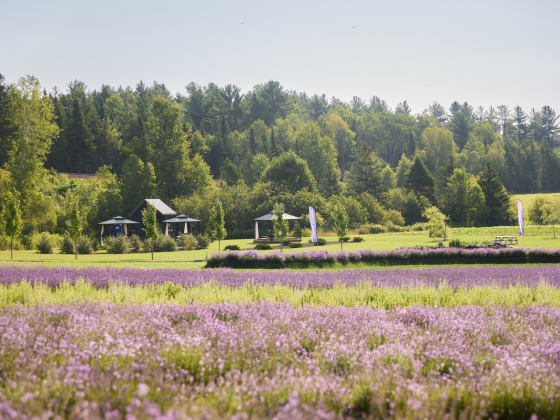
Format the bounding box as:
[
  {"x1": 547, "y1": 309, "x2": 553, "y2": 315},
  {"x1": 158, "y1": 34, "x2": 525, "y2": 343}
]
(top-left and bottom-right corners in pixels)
[
  {"x1": 352, "y1": 236, "x2": 365, "y2": 242},
  {"x1": 477, "y1": 163, "x2": 513, "y2": 226},
  {"x1": 272, "y1": 203, "x2": 289, "y2": 248},
  {"x1": 141, "y1": 203, "x2": 158, "y2": 259},
  {"x1": 105, "y1": 236, "x2": 130, "y2": 254},
  {"x1": 178, "y1": 234, "x2": 198, "y2": 250},
  {"x1": 261, "y1": 152, "x2": 317, "y2": 194},
  {"x1": 332, "y1": 205, "x2": 349, "y2": 243},
  {"x1": 346, "y1": 144, "x2": 385, "y2": 199},
  {"x1": 317, "y1": 238, "x2": 327, "y2": 246},
  {"x1": 2, "y1": 192, "x2": 22, "y2": 242},
  {"x1": 59, "y1": 236, "x2": 74, "y2": 254},
  {"x1": 195, "y1": 234, "x2": 210, "y2": 249},
  {"x1": 77, "y1": 236, "x2": 93, "y2": 254},
  {"x1": 542, "y1": 199, "x2": 560, "y2": 238},
  {"x1": 449, "y1": 238, "x2": 463, "y2": 247},
  {"x1": 254, "y1": 243, "x2": 272, "y2": 250},
  {"x1": 212, "y1": 202, "x2": 227, "y2": 251},
  {"x1": 440, "y1": 168, "x2": 487, "y2": 227},
  {"x1": 224, "y1": 244, "x2": 240, "y2": 251},
  {"x1": 154, "y1": 236, "x2": 177, "y2": 252},
  {"x1": 127, "y1": 235, "x2": 142, "y2": 253},
  {"x1": 528, "y1": 196, "x2": 551, "y2": 225},
  {"x1": 404, "y1": 156, "x2": 436, "y2": 205},
  {"x1": 423, "y1": 206, "x2": 449, "y2": 239},
  {"x1": 35, "y1": 233, "x2": 54, "y2": 254},
  {"x1": 288, "y1": 242, "x2": 303, "y2": 248},
  {"x1": 141, "y1": 238, "x2": 153, "y2": 253},
  {"x1": 220, "y1": 158, "x2": 244, "y2": 186}
]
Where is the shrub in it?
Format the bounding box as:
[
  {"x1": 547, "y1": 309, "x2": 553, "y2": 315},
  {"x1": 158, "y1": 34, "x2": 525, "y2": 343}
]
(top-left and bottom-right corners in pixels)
[
  {"x1": 386, "y1": 222, "x2": 404, "y2": 232},
  {"x1": 293, "y1": 223, "x2": 302, "y2": 238},
  {"x1": 77, "y1": 236, "x2": 93, "y2": 255},
  {"x1": 155, "y1": 236, "x2": 177, "y2": 252},
  {"x1": 128, "y1": 235, "x2": 142, "y2": 253},
  {"x1": 317, "y1": 238, "x2": 327, "y2": 246},
  {"x1": 224, "y1": 244, "x2": 241, "y2": 251},
  {"x1": 141, "y1": 238, "x2": 153, "y2": 253},
  {"x1": 352, "y1": 236, "x2": 365, "y2": 243},
  {"x1": 105, "y1": 236, "x2": 130, "y2": 254},
  {"x1": 301, "y1": 227, "x2": 311, "y2": 237},
  {"x1": 369, "y1": 224, "x2": 386, "y2": 234},
  {"x1": 60, "y1": 236, "x2": 75, "y2": 254},
  {"x1": 281, "y1": 239, "x2": 291, "y2": 246},
  {"x1": 195, "y1": 234, "x2": 211, "y2": 249},
  {"x1": 289, "y1": 242, "x2": 303, "y2": 248},
  {"x1": 449, "y1": 238, "x2": 462, "y2": 248},
  {"x1": 340, "y1": 236, "x2": 350, "y2": 242},
  {"x1": 178, "y1": 234, "x2": 198, "y2": 250},
  {"x1": 35, "y1": 233, "x2": 54, "y2": 254},
  {"x1": 255, "y1": 243, "x2": 272, "y2": 250}
]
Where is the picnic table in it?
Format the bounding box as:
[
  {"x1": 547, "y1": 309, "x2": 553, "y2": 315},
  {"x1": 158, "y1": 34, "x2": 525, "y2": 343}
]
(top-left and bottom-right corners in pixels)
[{"x1": 494, "y1": 236, "x2": 518, "y2": 245}]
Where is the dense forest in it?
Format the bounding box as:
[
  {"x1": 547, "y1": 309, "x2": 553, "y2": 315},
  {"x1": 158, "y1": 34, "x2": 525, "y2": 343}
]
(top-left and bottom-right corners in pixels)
[{"x1": 0, "y1": 74, "x2": 559, "y2": 241}]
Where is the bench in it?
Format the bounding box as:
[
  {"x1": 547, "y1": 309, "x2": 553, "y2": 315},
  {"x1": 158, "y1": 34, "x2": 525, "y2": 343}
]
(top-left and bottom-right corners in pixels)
[{"x1": 494, "y1": 236, "x2": 518, "y2": 245}]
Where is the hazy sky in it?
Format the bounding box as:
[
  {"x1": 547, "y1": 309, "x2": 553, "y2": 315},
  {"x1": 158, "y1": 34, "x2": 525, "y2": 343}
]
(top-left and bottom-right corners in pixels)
[{"x1": 2, "y1": 0, "x2": 559, "y2": 114}]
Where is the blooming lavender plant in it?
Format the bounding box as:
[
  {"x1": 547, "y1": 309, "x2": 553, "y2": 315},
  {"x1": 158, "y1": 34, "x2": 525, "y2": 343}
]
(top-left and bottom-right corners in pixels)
[
  {"x1": 0, "y1": 302, "x2": 558, "y2": 419},
  {"x1": 205, "y1": 247, "x2": 560, "y2": 268}
]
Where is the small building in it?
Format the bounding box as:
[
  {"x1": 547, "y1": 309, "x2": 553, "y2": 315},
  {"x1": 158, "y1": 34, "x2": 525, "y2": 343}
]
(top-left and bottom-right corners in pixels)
[
  {"x1": 129, "y1": 199, "x2": 177, "y2": 239},
  {"x1": 253, "y1": 211, "x2": 301, "y2": 243}
]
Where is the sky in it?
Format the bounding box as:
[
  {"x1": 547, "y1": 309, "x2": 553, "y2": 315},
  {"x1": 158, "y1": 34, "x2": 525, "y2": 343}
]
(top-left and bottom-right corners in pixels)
[{"x1": 2, "y1": 0, "x2": 559, "y2": 114}]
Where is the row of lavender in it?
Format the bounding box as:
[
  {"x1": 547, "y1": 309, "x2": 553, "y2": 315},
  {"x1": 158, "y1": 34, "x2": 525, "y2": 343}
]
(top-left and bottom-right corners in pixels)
[
  {"x1": 1, "y1": 264, "x2": 560, "y2": 289},
  {"x1": 0, "y1": 302, "x2": 558, "y2": 419},
  {"x1": 206, "y1": 247, "x2": 560, "y2": 267}
]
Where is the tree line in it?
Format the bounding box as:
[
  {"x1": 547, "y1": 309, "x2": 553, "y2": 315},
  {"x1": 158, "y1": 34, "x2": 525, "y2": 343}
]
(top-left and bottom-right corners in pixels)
[{"x1": 0, "y1": 74, "x2": 559, "y2": 243}]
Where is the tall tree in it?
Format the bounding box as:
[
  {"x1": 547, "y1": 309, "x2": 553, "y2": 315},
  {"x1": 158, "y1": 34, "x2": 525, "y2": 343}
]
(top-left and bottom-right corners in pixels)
[
  {"x1": 426, "y1": 102, "x2": 447, "y2": 125},
  {"x1": 66, "y1": 201, "x2": 82, "y2": 260},
  {"x1": 261, "y1": 152, "x2": 317, "y2": 194},
  {"x1": 272, "y1": 203, "x2": 288, "y2": 252},
  {"x1": 448, "y1": 102, "x2": 474, "y2": 150},
  {"x1": 212, "y1": 201, "x2": 226, "y2": 251},
  {"x1": 67, "y1": 96, "x2": 95, "y2": 172},
  {"x1": 142, "y1": 202, "x2": 158, "y2": 260},
  {"x1": 512, "y1": 105, "x2": 527, "y2": 143},
  {"x1": 404, "y1": 156, "x2": 436, "y2": 205},
  {"x1": 2, "y1": 191, "x2": 22, "y2": 260},
  {"x1": 0, "y1": 74, "x2": 17, "y2": 168},
  {"x1": 476, "y1": 163, "x2": 512, "y2": 226},
  {"x1": 7, "y1": 76, "x2": 59, "y2": 211},
  {"x1": 147, "y1": 97, "x2": 188, "y2": 200},
  {"x1": 541, "y1": 106, "x2": 559, "y2": 147},
  {"x1": 332, "y1": 205, "x2": 349, "y2": 250},
  {"x1": 346, "y1": 144, "x2": 385, "y2": 199}
]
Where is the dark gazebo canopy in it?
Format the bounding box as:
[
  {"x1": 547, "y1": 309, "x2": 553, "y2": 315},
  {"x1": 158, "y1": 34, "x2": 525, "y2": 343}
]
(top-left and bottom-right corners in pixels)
[
  {"x1": 253, "y1": 211, "x2": 300, "y2": 221},
  {"x1": 163, "y1": 215, "x2": 201, "y2": 224},
  {"x1": 99, "y1": 216, "x2": 138, "y2": 225},
  {"x1": 162, "y1": 215, "x2": 202, "y2": 236}
]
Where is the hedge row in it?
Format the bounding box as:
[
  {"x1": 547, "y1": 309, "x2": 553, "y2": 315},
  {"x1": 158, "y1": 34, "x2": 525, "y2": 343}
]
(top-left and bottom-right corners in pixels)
[{"x1": 205, "y1": 247, "x2": 560, "y2": 268}]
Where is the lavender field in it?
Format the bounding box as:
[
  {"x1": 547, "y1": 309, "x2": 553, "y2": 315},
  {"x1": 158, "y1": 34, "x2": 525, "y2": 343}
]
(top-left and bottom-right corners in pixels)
[
  {"x1": 0, "y1": 302, "x2": 559, "y2": 419},
  {"x1": 1, "y1": 265, "x2": 560, "y2": 418}
]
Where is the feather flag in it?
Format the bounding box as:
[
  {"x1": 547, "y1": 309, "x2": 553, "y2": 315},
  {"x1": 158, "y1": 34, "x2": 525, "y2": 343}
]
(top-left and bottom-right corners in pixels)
[
  {"x1": 309, "y1": 206, "x2": 317, "y2": 243},
  {"x1": 517, "y1": 199, "x2": 524, "y2": 236}
]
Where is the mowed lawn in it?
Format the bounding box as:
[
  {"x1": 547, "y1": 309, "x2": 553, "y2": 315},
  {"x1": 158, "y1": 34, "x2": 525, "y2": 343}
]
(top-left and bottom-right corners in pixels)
[{"x1": 1, "y1": 227, "x2": 559, "y2": 267}]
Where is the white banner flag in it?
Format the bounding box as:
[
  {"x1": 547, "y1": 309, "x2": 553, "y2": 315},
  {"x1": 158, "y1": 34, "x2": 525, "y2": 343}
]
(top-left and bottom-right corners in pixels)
[
  {"x1": 309, "y1": 206, "x2": 317, "y2": 243},
  {"x1": 517, "y1": 199, "x2": 524, "y2": 236}
]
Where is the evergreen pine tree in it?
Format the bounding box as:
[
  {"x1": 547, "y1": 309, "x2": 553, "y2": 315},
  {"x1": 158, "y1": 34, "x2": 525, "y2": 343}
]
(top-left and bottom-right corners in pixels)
[
  {"x1": 476, "y1": 163, "x2": 512, "y2": 226},
  {"x1": 68, "y1": 97, "x2": 94, "y2": 172},
  {"x1": 322, "y1": 160, "x2": 342, "y2": 198},
  {"x1": 406, "y1": 131, "x2": 415, "y2": 159},
  {"x1": 346, "y1": 143, "x2": 385, "y2": 199},
  {"x1": 404, "y1": 156, "x2": 436, "y2": 204},
  {"x1": 270, "y1": 127, "x2": 281, "y2": 158},
  {"x1": 249, "y1": 126, "x2": 256, "y2": 154}
]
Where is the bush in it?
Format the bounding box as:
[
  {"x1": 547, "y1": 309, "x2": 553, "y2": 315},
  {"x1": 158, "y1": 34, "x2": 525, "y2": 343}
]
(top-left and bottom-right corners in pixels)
[
  {"x1": 155, "y1": 236, "x2": 177, "y2": 252},
  {"x1": 77, "y1": 236, "x2": 93, "y2": 254},
  {"x1": 224, "y1": 244, "x2": 241, "y2": 251},
  {"x1": 301, "y1": 227, "x2": 311, "y2": 237},
  {"x1": 195, "y1": 234, "x2": 211, "y2": 249},
  {"x1": 255, "y1": 243, "x2": 272, "y2": 250},
  {"x1": 410, "y1": 223, "x2": 428, "y2": 232},
  {"x1": 105, "y1": 236, "x2": 130, "y2": 254},
  {"x1": 60, "y1": 236, "x2": 75, "y2": 254},
  {"x1": 35, "y1": 233, "x2": 54, "y2": 254},
  {"x1": 142, "y1": 238, "x2": 153, "y2": 253},
  {"x1": 352, "y1": 236, "x2": 365, "y2": 243},
  {"x1": 293, "y1": 223, "x2": 302, "y2": 238},
  {"x1": 386, "y1": 222, "x2": 404, "y2": 232},
  {"x1": 340, "y1": 236, "x2": 350, "y2": 242},
  {"x1": 289, "y1": 242, "x2": 303, "y2": 248},
  {"x1": 281, "y1": 239, "x2": 291, "y2": 246},
  {"x1": 317, "y1": 238, "x2": 327, "y2": 246},
  {"x1": 128, "y1": 235, "x2": 142, "y2": 253},
  {"x1": 178, "y1": 234, "x2": 198, "y2": 250},
  {"x1": 449, "y1": 238, "x2": 462, "y2": 248},
  {"x1": 369, "y1": 224, "x2": 386, "y2": 234}
]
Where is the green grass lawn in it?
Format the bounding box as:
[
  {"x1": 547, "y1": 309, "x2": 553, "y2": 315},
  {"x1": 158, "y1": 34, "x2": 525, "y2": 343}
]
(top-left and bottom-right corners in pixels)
[{"x1": 2, "y1": 228, "x2": 559, "y2": 267}]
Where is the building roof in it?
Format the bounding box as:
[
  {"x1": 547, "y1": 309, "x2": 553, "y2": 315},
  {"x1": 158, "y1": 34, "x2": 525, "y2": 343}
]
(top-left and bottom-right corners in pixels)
[
  {"x1": 253, "y1": 211, "x2": 300, "y2": 221},
  {"x1": 99, "y1": 216, "x2": 139, "y2": 225},
  {"x1": 163, "y1": 215, "x2": 201, "y2": 223},
  {"x1": 129, "y1": 199, "x2": 177, "y2": 217}
]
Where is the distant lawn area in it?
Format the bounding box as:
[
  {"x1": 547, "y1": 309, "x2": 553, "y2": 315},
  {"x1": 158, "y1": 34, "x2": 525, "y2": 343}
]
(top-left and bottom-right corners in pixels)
[
  {"x1": 1, "y1": 226, "x2": 559, "y2": 267},
  {"x1": 513, "y1": 192, "x2": 560, "y2": 209}
]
